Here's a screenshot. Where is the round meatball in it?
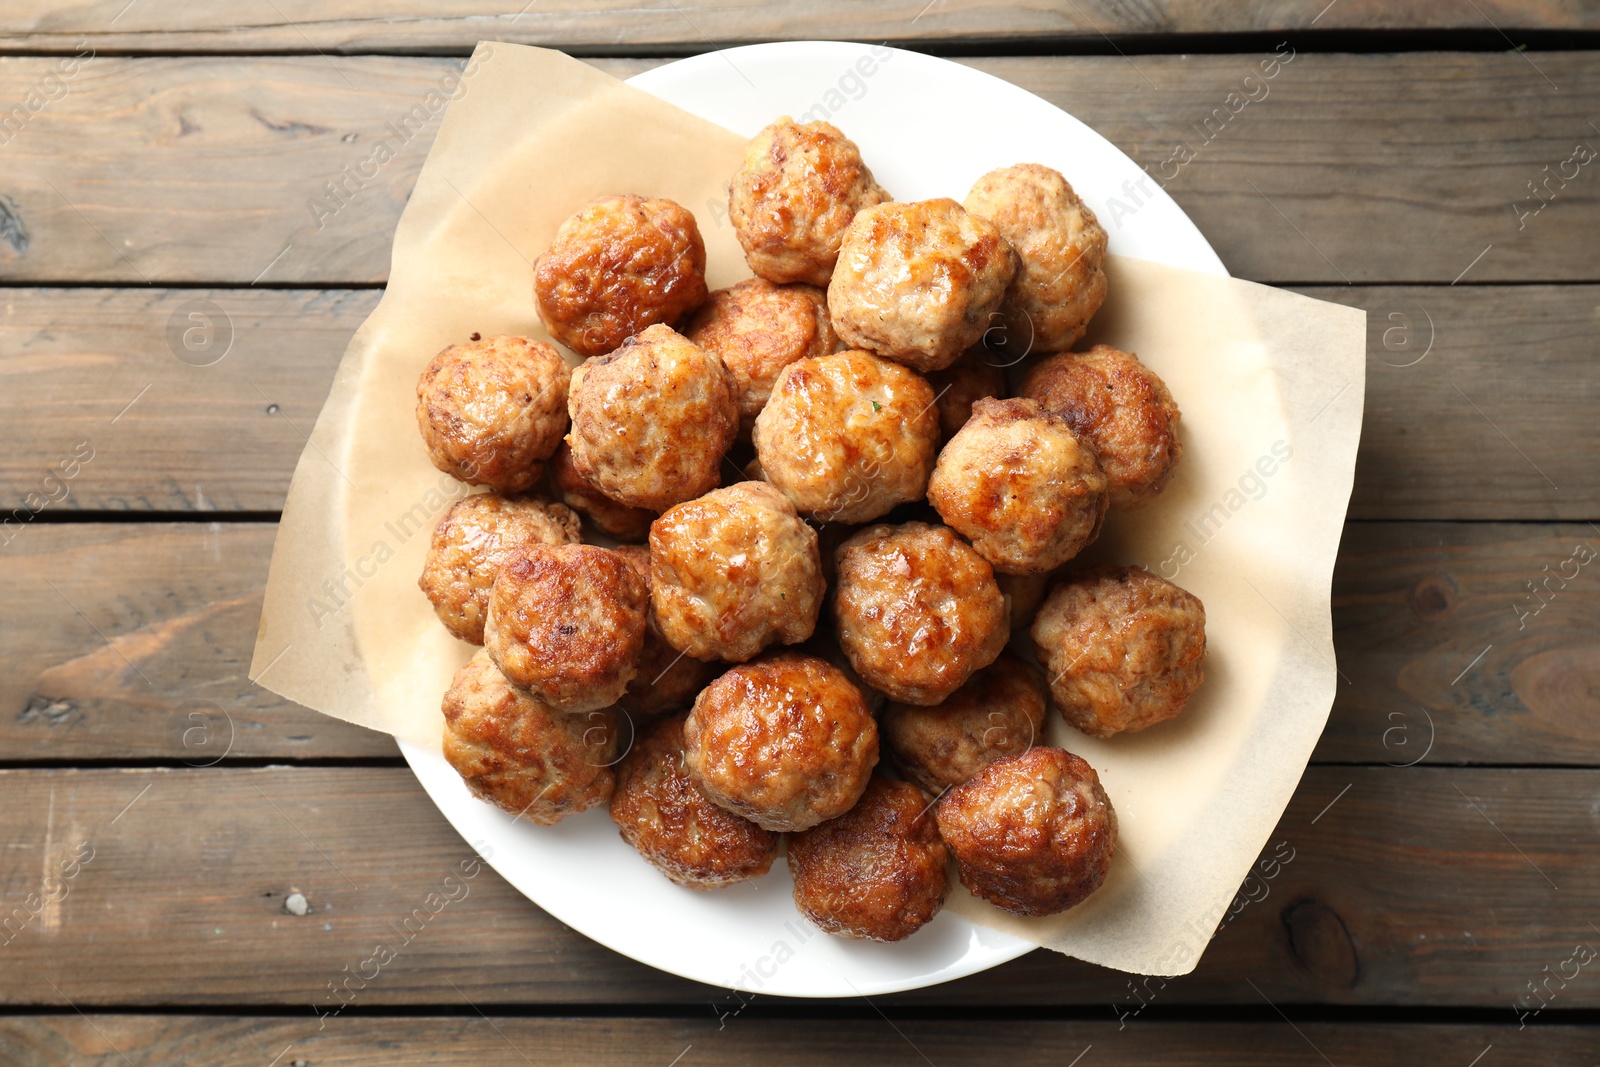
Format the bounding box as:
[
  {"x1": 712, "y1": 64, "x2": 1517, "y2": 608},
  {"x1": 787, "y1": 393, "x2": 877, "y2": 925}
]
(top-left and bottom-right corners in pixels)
[
  {"x1": 962, "y1": 164, "x2": 1108, "y2": 355},
  {"x1": 728, "y1": 117, "x2": 890, "y2": 286},
  {"x1": 788, "y1": 775, "x2": 949, "y2": 942},
  {"x1": 1031, "y1": 566, "x2": 1207, "y2": 738},
  {"x1": 683, "y1": 278, "x2": 841, "y2": 435},
  {"x1": 832, "y1": 522, "x2": 1008, "y2": 706},
  {"x1": 610, "y1": 546, "x2": 721, "y2": 718},
  {"x1": 441, "y1": 649, "x2": 618, "y2": 825},
  {"x1": 415, "y1": 335, "x2": 571, "y2": 493},
  {"x1": 999, "y1": 570, "x2": 1053, "y2": 632},
  {"x1": 549, "y1": 441, "x2": 657, "y2": 542},
  {"x1": 483, "y1": 543, "x2": 649, "y2": 713},
  {"x1": 611, "y1": 713, "x2": 778, "y2": 889},
  {"x1": 566, "y1": 324, "x2": 738, "y2": 511},
  {"x1": 418, "y1": 493, "x2": 581, "y2": 644},
  {"x1": 927, "y1": 397, "x2": 1108, "y2": 575},
  {"x1": 881, "y1": 653, "x2": 1047, "y2": 794},
  {"x1": 937, "y1": 746, "x2": 1117, "y2": 917},
  {"x1": 684, "y1": 652, "x2": 878, "y2": 832},
  {"x1": 752, "y1": 350, "x2": 939, "y2": 524},
  {"x1": 650, "y1": 482, "x2": 823, "y2": 663},
  {"x1": 925, "y1": 347, "x2": 1006, "y2": 440},
  {"x1": 828, "y1": 199, "x2": 1016, "y2": 373},
  {"x1": 532, "y1": 194, "x2": 708, "y2": 358},
  {"x1": 1020, "y1": 345, "x2": 1183, "y2": 510}
]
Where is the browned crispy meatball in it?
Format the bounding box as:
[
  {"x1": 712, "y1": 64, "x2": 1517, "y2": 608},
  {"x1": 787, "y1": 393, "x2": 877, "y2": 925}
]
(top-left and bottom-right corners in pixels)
[
  {"x1": 925, "y1": 347, "x2": 1006, "y2": 440},
  {"x1": 927, "y1": 397, "x2": 1108, "y2": 575},
  {"x1": 483, "y1": 543, "x2": 648, "y2": 712},
  {"x1": 788, "y1": 775, "x2": 949, "y2": 942},
  {"x1": 649, "y1": 482, "x2": 823, "y2": 663},
  {"x1": 937, "y1": 746, "x2": 1116, "y2": 917},
  {"x1": 1020, "y1": 345, "x2": 1183, "y2": 510},
  {"x1": 683, "y1": 278, "x2": 841, "y2": 435},
  {"x1": 963, "y1": 164, "x2": 1108, "y2": 355},
  {"x1": 832, "y1": 522, "x2": 1008, "y2": 706},
  {"x1": 549, "y1": 441, "x2": 657, "y2": 542},
  {"x1": 752, "y1": 350, "x2": 939, "y2": 523},
  {"x1": 415, "y1": 335, "x2": 571, "y2": 493},
  {"x1": 566, "y1": 324, "x2": 738, "y2": 511},
  {"x1": 610, "y1": 713, "x2": 778, "y2": 889},
  {"x1": 611, "y1": 545, "x2": 721, "y2": 718},
  {"x1": 418, "y1": 493, "x2": 581, "y2": 644},
  {"x1": 532, "y1": 194, "x2": 708, "y2": 358},
  {"x1": 441, "y1": 649, "x2": 618, "y2": 825},
  {"x1": 999, "y1": 570, "x2": 1053, "y2": 632},
  {"x1": 728, "y1": 117, "x2": 891, "y2": 286},
  {"x1": 1032, "y1": 566, "x2": 1206, "y2": 738},
  {"x1": 881, "y1": 653, "x2": 1046, "y2": 794},
  {"x1": 828, "y1": 199, "x2": 1016, "y2": 373},
  {"x1": 684, "y1": 652, "x2": 878, "y2": 832}
]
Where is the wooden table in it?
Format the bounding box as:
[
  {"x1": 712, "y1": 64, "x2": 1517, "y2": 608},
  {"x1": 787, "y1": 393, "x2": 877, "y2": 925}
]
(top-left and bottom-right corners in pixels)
[{"x1": 2, "y1": 4, "x2": 1597, "y2": 1063}]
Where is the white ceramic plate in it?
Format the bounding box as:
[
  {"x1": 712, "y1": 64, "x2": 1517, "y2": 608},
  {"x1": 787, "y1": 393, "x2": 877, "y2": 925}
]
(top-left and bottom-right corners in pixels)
[{"x1": 400, "y1": 40, "x2": 1228, "y2": 999}]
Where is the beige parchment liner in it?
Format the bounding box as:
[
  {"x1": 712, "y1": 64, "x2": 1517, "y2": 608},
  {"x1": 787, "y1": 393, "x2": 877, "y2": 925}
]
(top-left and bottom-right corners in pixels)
[{"x1": 252, "y1": 43, "x2": 1366, "y2": 977}]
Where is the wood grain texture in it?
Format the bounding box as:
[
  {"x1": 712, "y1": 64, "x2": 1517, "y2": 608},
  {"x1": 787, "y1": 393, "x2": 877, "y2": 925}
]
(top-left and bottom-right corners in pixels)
[
  {"x1": 0, "y1": 53, "x2": 1595, "y2": 285},
  {"x1": 0, "y1": 1016, "x2": 1588, "y2": 1067},
  {"x1": 0, "y1": 765, "x2": 1592, "y2": 1007}
]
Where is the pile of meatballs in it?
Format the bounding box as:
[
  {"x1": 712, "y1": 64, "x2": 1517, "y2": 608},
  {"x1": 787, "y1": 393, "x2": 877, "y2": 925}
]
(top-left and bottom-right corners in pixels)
[{"x1": 413, "y1": 117, "x2": 1207, "y2": 942}]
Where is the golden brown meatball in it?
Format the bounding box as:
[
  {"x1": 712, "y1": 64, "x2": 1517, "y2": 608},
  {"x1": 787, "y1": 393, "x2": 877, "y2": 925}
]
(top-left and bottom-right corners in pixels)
[
  {"x1": 925, "y1": 347, "x2": 1006, "y2": 440},
  {"x1": 927, "y1": 397, "x2": 1108, "y2": 575},
  {"x1": 963, "y1": 164, "x2": 1108, "y2": 355},
  {"x1": 728, "y1": 117, "x2": 890, "y2": 286},
  {"x1": 549, "y1": 441, "x2": 657, "y2": 542},
  {"x1": 649, "y1": 482, "x2": 823, "y2": 663},
  {"x1": 441, "y1": 649, "x2": 618, "y2": 825},
  {"x1": 566, "y1": 324, "x2": 738, "y2": 511},
  {"x1": 418, "y1": 493, "x2": 581, "y2": 644},
  {"x1": 610, "y1": 545, "x2": 721, "y2": 718},
  {"x1": 828, "y1": 199, "x2": 1016, "y2": 373},
  {"x1": 1020, "y1": 345, "x2": 1183, "y2": 510},
  {"x1": 937, "y1": 746, "x2": 1116, "y2": 917},
  {"x1": 788, "y1": 775, "x2": 949, "y2": 942},
  {"x1": 610, "y1": 713, "x2": 778, "y2": 889},
  {"x1": 999, "y1": 570, "x2": 1053, "y2": 633},
  {"x1": 415, "y1": 335, "x2": 571, "y2": 494},
  {"x1": 752, "y1": 350, "x2": 939, "y2": 524},
  {"x1": 683, "y1": 278, "x2": 841, "y2": 435},
  {"x1": 532, "y1": 194, "x2": 708, "y2": 358},
  {"x1": 684, "y1": 652, "x2": 878, "y2": 832},
  {"x1": 1031, "y1": 565, "x2": 1206, "y2": 738},
  {"x1": 483, "y1": 543, "x2": 648, "y2": 713},
  {"x1": 881, "y1": 653, "x2": 1046, "y2": 794},
  {"x1": 832, "y1": 522, "x2": 1008, "y2": 706}
]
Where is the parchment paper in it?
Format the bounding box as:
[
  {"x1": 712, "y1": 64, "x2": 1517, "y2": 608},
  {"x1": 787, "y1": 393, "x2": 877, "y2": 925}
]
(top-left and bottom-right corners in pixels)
[{"x1": 252, "y1": 43, "x2": 1366, "y2": 977}]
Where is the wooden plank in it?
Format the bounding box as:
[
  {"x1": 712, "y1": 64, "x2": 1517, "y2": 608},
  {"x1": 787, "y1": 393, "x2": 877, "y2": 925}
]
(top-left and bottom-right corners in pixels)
[
  {"x1": 0, "y1": 1, "x2": 1594, "y2": 52},
  {"x1": 0, "y1": 765, "x2": 1591, "y2": 1006},
  {"x1": 0, "y1": 53, "x2": 1595, "y2": 285},
  {"x1": 0, "y1": 1016, "x2": 1587, "y2": 1067}
]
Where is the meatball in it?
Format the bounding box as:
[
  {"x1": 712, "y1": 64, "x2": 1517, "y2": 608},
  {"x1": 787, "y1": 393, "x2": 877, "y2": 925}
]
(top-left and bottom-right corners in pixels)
[
  {"x1": 832, "y1": 522, "x2": 1008, "y2": 706},
  {"x1": 962, "y1": 164, "x2": 1108, "y2": 355},
  {"x1": 937, "y1": 746, "x2": 1117, "y2": 917},
  {"x1": 610, "y1": 713, "x2": 778, "y2": 889},
  {"x1": 483, "y1": 543, "x2": 649, "y2": 712},
  {"x1": 683, "y1": 278, "x2": 840, "y2": 435},
  {"x1": 549, "y1": 441, "x2": 657, "y2": 542},
  {"x1": 532, "y1": 194, "x2": 708, "y2": 358},
  {"x1": 566, "y1": 324, "x2": 738, "y2": 511},
  {"x1": 415, "y1": 335, "x2": 571, "y2": 494},
  {"x1": 752, "y1": 350, "x2": 939, "y2": 524},
  {"x1": 881, "y1": 653, "x2": 1046, "y2": 794},
  {"x1": 927, "y1": 397, "x2": 1108, "y2": 575},
  {"x1": 684, "y1": 652, "x2": 878, "y2": 832},
  {"x1": 650, "y1": 481, "x2": 823, "y2": 663},
  {"x1": 925, "y1": 347, "x2": 1006, "y2": 440},
  {"x1": 999, "y1": 570, "x2": 1053, "y2": 632},
  {"x1": 611, "y1": 546, "x2": 721, "y2": 718},
  {"x1": 1020, "y1": 345, "x2": 1183, "y2": 510},
  {"x1": 441, "y1": 649, "x2": 618, "y2": 825},
  {"x1": 418, "y1": 493, "x2": 581, "y2": 644},
  {"x1": 728, "y1": 117, "x2": 891, "y2": 286},
  {"x1": 788, "y1": 775, "x2": 949, "y2": 942},
  {"x1": 828, "y1": 199, "x2": 1016, "y2": 373},
  {"x1": 1031, "y1": 565, "x2": 1206, "y2": 738}
]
